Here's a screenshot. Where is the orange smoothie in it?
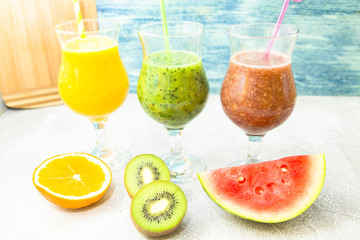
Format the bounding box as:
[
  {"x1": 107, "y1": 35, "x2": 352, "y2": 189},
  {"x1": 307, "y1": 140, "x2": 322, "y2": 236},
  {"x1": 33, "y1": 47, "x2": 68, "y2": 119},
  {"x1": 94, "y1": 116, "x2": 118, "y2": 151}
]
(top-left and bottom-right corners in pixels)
[{"x1": 58, "y1": 36, "x2": 129, "y2": 121}]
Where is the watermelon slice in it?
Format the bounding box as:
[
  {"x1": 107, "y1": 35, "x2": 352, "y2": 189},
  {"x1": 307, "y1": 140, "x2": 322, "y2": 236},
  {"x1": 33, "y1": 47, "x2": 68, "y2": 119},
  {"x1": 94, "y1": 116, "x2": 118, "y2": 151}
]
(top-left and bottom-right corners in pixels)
[{"x1": 198, "y1": 154, "x2": 326, "y2": 223}]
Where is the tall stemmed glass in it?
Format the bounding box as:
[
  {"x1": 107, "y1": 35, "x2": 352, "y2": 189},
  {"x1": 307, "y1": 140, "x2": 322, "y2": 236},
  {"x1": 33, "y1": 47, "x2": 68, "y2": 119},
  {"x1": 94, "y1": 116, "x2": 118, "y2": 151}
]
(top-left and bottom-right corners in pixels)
[
  {"x1": 221, "y1": 23, "x2": 298, "y2": 166},
  {"x1": 137, "y1": 21, "x2": 209, "y2": 183},
  {"x1": 55, "y1": 19, "x2": 129, "y2": 168}
]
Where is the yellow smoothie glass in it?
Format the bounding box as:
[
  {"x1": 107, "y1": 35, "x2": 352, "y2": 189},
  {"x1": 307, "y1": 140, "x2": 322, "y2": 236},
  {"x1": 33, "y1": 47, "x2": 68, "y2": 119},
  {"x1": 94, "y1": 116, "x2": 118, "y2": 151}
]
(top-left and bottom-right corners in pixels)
[{"x1": 55, "y1": 19, "x2": 129, "y2": 168}]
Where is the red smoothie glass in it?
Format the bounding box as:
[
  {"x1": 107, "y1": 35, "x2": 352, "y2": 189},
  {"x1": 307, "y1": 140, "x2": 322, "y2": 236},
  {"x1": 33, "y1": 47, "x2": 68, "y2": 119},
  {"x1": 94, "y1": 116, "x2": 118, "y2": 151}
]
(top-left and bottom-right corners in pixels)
[{"x1": 221, "y1": 23, "x2": 299, "y2": 165}]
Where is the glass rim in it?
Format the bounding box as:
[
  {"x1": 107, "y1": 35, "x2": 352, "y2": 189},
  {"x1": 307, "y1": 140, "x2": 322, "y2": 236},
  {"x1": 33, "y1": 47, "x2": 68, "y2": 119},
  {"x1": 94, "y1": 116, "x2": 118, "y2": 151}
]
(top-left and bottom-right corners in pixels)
[
  {"x1": 55, "y1": 18, "x2": 120, "y2": 35},
  {"x1": 137, "y1": 20, "x2": 204, "y2": 37},
  {"x1": 227, "y1": 22, "x2": 299, "y2": 39}
]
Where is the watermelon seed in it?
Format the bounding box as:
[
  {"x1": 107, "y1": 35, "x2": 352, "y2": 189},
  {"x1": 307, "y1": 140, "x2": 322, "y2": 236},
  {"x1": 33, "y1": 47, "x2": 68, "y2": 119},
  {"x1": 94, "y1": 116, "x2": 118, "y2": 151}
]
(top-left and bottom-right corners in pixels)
[
  {"x1": 255, "y1": 187, "x2": 264, "y2": 195},
  {"x1": 266, "y1": 183, "x2": 276, "y2": 192},
  {"x1": 237, "y1": 176, "x2": 246, "y2": 184},
  {"x1": 281, "y1": 165, "x2": 288, "y2": 173}
]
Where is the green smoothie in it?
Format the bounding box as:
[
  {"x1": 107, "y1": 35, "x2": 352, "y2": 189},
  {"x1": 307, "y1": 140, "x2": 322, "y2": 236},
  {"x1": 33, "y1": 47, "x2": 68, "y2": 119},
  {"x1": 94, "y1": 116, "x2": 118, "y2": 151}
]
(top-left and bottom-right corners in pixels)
[{"x1": 137, "y1": 50, "x2": 209, "y2": 129}]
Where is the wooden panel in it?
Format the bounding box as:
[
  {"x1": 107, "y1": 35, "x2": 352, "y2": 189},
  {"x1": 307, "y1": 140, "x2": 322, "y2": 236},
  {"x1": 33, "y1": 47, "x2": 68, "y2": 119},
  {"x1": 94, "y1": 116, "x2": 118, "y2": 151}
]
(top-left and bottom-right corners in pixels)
[
  {"x1": 2, "y1": 87, "x2": 62, "y2": 109},
  {"x1": 97, "y1": 0, "x2": 360, "y2": 96},
  {"x1": 0, "y1": 0, "x2": 97, "y2": 108}
]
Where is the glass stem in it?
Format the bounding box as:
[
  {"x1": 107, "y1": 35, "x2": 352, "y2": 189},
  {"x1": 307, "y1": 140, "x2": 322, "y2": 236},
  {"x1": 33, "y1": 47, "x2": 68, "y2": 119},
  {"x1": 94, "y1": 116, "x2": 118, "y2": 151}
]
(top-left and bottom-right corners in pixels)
[
  {"x1": 91, "y1": 120, "x2": 108, "y2": 157},
  {"x1": 246, "y1": 135, "x2": 263, "y2": 164},
  {"x1": 166, "y1": 128, "x2": 185, "y2": 166}
]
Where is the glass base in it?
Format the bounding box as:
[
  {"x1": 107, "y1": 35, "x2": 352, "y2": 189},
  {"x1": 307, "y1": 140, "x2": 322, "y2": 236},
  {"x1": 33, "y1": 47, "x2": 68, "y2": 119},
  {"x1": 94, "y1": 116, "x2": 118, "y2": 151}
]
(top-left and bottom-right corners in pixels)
[
  {"x1": 162, "y1": 152, "x2": 206, "y2": 184},
  {"x1": 87, "y1": 145, "x2": 130, "y2": 172},
  {"x1": 227, "y1": 154, "x2": 260, "y2": 167},
  {"x1": 226, "y1": 139, "x2": 311, "y2": 168},
  {"x1": 227, "y1": 160, "x2": 244, "y2": 167}
]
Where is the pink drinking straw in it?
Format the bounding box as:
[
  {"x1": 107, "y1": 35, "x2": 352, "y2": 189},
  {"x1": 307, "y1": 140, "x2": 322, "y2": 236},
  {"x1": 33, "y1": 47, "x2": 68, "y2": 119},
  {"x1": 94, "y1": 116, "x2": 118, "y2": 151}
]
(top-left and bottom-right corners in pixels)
[{"x1": 264, "y1": 0, "x2": 303, "y2": 59}]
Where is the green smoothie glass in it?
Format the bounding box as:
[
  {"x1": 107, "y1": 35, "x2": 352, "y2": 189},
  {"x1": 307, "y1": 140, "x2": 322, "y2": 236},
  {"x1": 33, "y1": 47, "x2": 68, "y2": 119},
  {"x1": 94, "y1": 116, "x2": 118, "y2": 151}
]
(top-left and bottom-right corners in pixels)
[{"x1": 137, "y1": 21, "x2": 209, "y2": 183}]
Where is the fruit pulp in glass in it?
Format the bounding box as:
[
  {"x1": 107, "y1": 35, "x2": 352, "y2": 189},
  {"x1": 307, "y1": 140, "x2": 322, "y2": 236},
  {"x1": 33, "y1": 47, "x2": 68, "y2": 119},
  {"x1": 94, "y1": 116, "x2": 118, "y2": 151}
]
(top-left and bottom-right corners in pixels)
[
  {"x1": 221, "y1": 51, "x2": 296, "y2": 135},
  {"x1": 137, "y1": 50, "x2": 209, "y2": 129},
  {"x1": 58, "y1": 35, "x2": 129, "y2": 121}
]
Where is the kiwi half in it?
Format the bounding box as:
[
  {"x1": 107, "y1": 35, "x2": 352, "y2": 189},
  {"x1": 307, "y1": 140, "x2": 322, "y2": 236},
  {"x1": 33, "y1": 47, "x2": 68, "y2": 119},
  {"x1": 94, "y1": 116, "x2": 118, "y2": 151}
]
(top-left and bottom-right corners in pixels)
[
  {"x1": 130, "y1": 180, "x2": 187, "y2": 237},
  {"x1": 124, "y1": 154, "x2": 170, "y2": 198}
]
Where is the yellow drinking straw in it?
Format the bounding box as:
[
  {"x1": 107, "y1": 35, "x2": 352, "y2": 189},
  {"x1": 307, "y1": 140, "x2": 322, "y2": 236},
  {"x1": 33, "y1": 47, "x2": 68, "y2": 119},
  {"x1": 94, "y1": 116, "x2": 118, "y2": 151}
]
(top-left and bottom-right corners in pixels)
[{"x1": 72, "y1": 0, "x2": 86, "y2": 38}]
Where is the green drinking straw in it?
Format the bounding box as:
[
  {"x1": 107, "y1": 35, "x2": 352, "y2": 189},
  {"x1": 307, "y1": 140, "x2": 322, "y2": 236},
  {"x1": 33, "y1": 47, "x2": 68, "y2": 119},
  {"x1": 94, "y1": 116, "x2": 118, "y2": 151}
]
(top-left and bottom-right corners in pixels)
[{"x1": 160, "y1": 0, "x2": 170, "y2": 52}]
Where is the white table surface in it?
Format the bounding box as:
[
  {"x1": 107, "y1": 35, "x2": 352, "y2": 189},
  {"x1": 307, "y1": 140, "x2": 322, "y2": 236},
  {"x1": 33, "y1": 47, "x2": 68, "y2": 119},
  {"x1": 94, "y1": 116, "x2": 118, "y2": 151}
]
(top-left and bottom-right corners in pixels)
[{"x1": 1, "y1": 94, "x2": 360, "y2": 240}]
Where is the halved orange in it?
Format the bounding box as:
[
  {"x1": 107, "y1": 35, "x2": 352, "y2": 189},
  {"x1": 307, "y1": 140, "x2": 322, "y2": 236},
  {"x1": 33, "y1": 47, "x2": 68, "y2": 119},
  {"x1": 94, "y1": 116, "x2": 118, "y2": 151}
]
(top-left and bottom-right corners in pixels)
[{"x1": 33, "y1": 153, "x2": 112, "y2": 209}]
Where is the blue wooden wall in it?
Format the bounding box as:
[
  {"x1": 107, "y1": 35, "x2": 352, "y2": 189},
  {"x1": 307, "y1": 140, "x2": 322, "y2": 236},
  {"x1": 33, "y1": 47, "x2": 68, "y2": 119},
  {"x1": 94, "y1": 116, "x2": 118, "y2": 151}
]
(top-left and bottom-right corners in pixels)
[{"x1": 97, "y1": 0, "x2": 360, "y2": 96}]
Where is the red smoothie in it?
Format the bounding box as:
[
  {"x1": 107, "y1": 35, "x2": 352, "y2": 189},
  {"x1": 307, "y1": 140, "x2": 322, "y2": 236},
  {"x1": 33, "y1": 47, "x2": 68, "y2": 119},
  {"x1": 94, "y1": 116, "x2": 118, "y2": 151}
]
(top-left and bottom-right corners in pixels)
[{"x1": 220, "y1": 51, "x2": 296, "y2": 135}]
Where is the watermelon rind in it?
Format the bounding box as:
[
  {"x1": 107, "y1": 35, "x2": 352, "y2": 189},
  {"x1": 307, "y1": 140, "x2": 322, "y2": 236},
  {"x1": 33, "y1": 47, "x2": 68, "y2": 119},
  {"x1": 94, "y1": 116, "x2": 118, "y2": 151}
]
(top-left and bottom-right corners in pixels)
[{"x1": 197, "y1": 154, "x2": 326, "y2": 223}]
